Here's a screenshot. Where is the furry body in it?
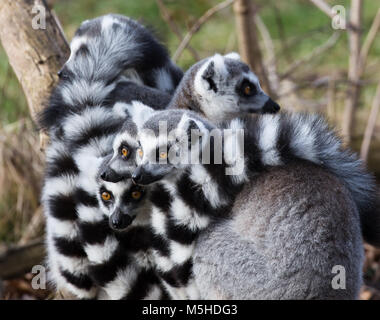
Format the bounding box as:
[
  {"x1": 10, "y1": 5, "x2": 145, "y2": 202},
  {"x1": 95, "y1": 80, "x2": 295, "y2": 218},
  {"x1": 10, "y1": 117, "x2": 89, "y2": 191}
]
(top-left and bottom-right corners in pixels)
[{"x1": 193, "y1": 160, "x2": 363, "y2": 299}]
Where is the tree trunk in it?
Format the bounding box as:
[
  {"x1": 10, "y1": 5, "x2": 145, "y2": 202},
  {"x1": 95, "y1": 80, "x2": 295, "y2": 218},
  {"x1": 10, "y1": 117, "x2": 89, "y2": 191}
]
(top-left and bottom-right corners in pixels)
[
  {"x1": 360, "y1": 81, "x2": 380, "y2": 162},
  {"x1": 233, "y1": 0, "x2": 273, "y2": 97},
  {"x1": 342, "y1": 0, "x2": 362, "y2": 144},
  {"x1": 0, "y1": 0, "x2": 69, "y2": 127}
]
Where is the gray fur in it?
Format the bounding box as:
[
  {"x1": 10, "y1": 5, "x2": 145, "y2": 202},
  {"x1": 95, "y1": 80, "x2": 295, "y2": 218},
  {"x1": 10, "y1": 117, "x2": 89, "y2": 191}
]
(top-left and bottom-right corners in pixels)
[{"x1": 193, "y1": 161, "x2": 364, "y2": 299}]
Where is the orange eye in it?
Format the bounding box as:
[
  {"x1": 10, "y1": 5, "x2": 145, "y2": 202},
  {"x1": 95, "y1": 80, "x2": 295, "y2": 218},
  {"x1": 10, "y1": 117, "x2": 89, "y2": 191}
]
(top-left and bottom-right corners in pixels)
[
  {"x1": 138, "y1": 148, "x2": 143, "y2": 158},
  {"x1": 101, "y1": 191, "x2": 111, "y2": 201},
  {"x1": 121, "y1": 147, "x2": 129, "y2": 158},
  {"x1": 244, "y1": 85, "x2": 251, "y2": 95},
  {"x1": 159, "y1": 152, "x2": 167, "y2": 159},
  {"x1": 131, "y1": 191, "x2": 141, "y2": 200}
]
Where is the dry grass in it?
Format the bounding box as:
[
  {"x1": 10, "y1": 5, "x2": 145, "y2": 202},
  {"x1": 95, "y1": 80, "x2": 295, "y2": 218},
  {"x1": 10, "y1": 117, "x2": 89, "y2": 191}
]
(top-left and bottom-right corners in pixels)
[{"x1": 0, "y1": 119, "x2": 44, "y2": 244}]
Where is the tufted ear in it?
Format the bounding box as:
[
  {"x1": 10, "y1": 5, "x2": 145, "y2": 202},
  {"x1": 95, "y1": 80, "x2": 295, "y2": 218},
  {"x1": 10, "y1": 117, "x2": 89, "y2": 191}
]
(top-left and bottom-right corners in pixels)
[
  {"x1": 114, "y1": 101, "x2": 156, "y2": 129},
  {"x1": 177, "y1": 114, "x2": 209, "y2": 147},
  {"x1": 224, "y1": 52, "x2": 241, "y2": 61},
  {"x1": 201, "y1": 60, "x2": 217, "y2": 93}
]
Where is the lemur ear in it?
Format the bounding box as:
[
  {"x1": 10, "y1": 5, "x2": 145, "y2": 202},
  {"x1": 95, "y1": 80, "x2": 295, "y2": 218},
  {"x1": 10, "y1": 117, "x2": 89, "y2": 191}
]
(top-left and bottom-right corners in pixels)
[
  {"x1": 201, "y1": 61, "x2": 217, "y2": 92},
  {"x1": 178, "y1": 115, "x2": 208, "y2": 146},
  {"x1": 114, "y1": 101, "x2": 155, "y2": 129},
  {"x1": 224, "y1": 52, "x2": 241, "y2": 61}
]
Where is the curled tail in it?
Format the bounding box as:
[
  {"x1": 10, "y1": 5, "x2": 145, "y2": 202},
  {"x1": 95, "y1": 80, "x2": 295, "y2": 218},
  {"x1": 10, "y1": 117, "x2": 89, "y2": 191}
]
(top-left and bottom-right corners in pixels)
[
  {"x1": 39, "y1": 14, "x2": 182, "y2": 132},
  {"x1": 281, "y1": 113, "x2": 380, "y2": 247},
  {"x1": 246, "y1": 112, "x2": 380, "y2": 247}
]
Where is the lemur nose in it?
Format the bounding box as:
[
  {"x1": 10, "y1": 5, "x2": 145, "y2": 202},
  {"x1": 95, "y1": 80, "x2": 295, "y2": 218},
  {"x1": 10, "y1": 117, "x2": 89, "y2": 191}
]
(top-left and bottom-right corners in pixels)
[
  {"x1": 111, "y1": 217, "x2": 122, "y2": 229},
  {"x1": 110, "y1": 214, "x2": 133, "y2": 230},
  {"x1": 262, "y1": 98, "x2": 280, "y2": 114},
  {"x1": 100, "y1": 168, "x2": 123, "y2": 183},
  {"x1": 132, "y1": 172, "x2": 141, "y2": 184},
  {"x1": 132, "y1": 167, "x2": 142, "y2": 184}
]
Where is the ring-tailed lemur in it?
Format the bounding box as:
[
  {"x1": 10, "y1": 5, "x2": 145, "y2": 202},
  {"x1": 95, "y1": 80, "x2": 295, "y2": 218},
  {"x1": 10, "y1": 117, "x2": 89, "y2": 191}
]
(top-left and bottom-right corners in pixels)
[
  {"x1": 101, "y1": 106, "x2": 378, "y2": 299},
  {"x1": 167, "y1": 52, "x2": 280, "y2": 122},
  {"x1": 39, "y1": 14, "x2": 179, "y2": 299}
]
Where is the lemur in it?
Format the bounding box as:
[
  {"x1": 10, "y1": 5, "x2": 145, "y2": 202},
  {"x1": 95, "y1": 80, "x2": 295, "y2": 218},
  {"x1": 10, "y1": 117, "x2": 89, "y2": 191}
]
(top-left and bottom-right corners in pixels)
[
  {"x1": 167, "y1": 52, "x2": 280, "y2": 122},
  {"x1": 39, "y1": 14, "x2": 180, "y2": 299}
]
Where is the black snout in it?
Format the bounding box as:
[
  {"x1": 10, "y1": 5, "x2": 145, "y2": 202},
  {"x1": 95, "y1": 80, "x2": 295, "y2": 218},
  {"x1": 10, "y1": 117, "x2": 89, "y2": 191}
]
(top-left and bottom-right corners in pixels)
[
  {"x1": 100, "y1": 167, "x2": 123, "y2": 183},
  {"x1": 262, "y1": 98, "x2": 280, "y2": 114},
  {"x1": 109, "y1": 211, "x2": 134, "y2": 231},
  {"x1": 132, "y1": 167, "x2": 160, "y2": 185}
]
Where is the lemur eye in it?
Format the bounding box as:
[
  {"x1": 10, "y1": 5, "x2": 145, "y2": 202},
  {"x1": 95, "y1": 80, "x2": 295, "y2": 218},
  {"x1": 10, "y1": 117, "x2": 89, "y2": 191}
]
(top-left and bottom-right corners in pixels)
[
  {"x1": 138, "y1": 148, "x2": 143, "y2": 158},
  {"x1": 131, "y1": 191, "x2": 141, "y2": 200},
  {"x1": 159, "y1": 152, "x2": 167, "y2": 160},
  {"x1": 101, "y1": 191, "x2": 111, "y2": 201},
  {"x1": 240, "y1": 80, "x2": 257, "y2": 97},
  {"x1": 121, "y1": 147, "x2": 129, "y2": 158}
]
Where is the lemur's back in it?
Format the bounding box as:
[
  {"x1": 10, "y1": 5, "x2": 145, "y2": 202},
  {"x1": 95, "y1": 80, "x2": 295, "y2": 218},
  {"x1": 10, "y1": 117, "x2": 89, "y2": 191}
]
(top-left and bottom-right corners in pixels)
[{"x1": 193, "y1": 160, "x2": 363, "y2": 299}]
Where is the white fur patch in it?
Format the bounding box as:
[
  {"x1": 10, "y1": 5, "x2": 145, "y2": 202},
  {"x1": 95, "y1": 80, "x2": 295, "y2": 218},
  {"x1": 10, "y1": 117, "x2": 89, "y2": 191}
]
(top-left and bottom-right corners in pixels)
[
  {"x1": 212, "y1": 54, "x2": 228, "y2": 76},
  {"x1": 143, "y1": 285, "x2": 163, "y2": 300},
  {"x1": 190, "y1": 165, "x2": 226, "y2": 208},
  {"x1": 84, "y1": 236, "x2": 118, "y2": 264},
  {"x1": 290, "y1": 116, "x2": 317, "y2": 163},
  {"x1": 47, "y1": 217, "x2": 78, "y2": 239},
  {"x1": 259, "y1": 115, "x2": 282, "y2": 166},
  {"x1": 77, "y1": 205, "x2": 104, "y2": 222},
  {"x1": 103, "y1": 265, "x2": 139, "y2": 299},
  {"x1": 152, "y1": 251, "x2": 174, "y2": 272},
  {"x1": 43, "y1": 176, "x2": 76, "y2": 198},
  {"x1": 170, "y1": 242, "x2": 194, "y2": 265},
  {"x1": 224, "y1": 52, "x2": 241, "y2": 60},
  {"x1": 101, "y1": 15, "x2": 121, "y2": 31},
  {"x1": 170, "y1": 196, "x2": 210, "y2": 232},
  {"x1": 151, "y1": 207, "x2": 167, "y2": 235}
]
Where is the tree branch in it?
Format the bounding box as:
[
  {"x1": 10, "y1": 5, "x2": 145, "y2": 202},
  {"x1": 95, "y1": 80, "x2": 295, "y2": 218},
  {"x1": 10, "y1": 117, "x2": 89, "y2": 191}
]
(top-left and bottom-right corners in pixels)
[
  {"x1": 156, "y1": 0, "x2": 199, "y2": 61},
  {"x1": 233, "y1": 0, "x2": 272, "y2": 96},
  {"x1": 172, "y1": 0, "x2": 234, "y2": 62},
  {"x1": 360, "y1": 80, "x2": 380, "y2": 162},
  {"x1": 359, "y1": 8, "x2": 380, "y2": 76},
  {"x1": 342, "y1": 0, "x2": 362, "y2": 144},
  {"x1": 280, "y1": 32, "x2": 340, "y2": 79},
  {"x1": 309, "y1": 0, "x2": 334, "y2": 19}
]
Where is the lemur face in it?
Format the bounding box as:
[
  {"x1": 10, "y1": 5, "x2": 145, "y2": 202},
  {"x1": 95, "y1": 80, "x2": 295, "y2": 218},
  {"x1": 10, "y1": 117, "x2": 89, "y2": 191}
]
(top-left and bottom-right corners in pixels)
[
  {"x1": 133, "y1": 110, "x2": 211, "y2": 185},
  {"x1": 99, "y1": 101, "x2": 153, "y2": 183},
  {"x1": 97, "y1": 155, "x2": 149, "y2": 231},
  {"x1": 194, "y1": 53, "x2": 280, "y2": 121}
]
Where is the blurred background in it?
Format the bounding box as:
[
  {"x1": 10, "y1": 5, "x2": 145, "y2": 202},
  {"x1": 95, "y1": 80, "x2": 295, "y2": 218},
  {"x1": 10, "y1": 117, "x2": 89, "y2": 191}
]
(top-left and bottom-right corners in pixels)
[{"x1": 0, "y1": 0, "x2": 379, "y2": 299}]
